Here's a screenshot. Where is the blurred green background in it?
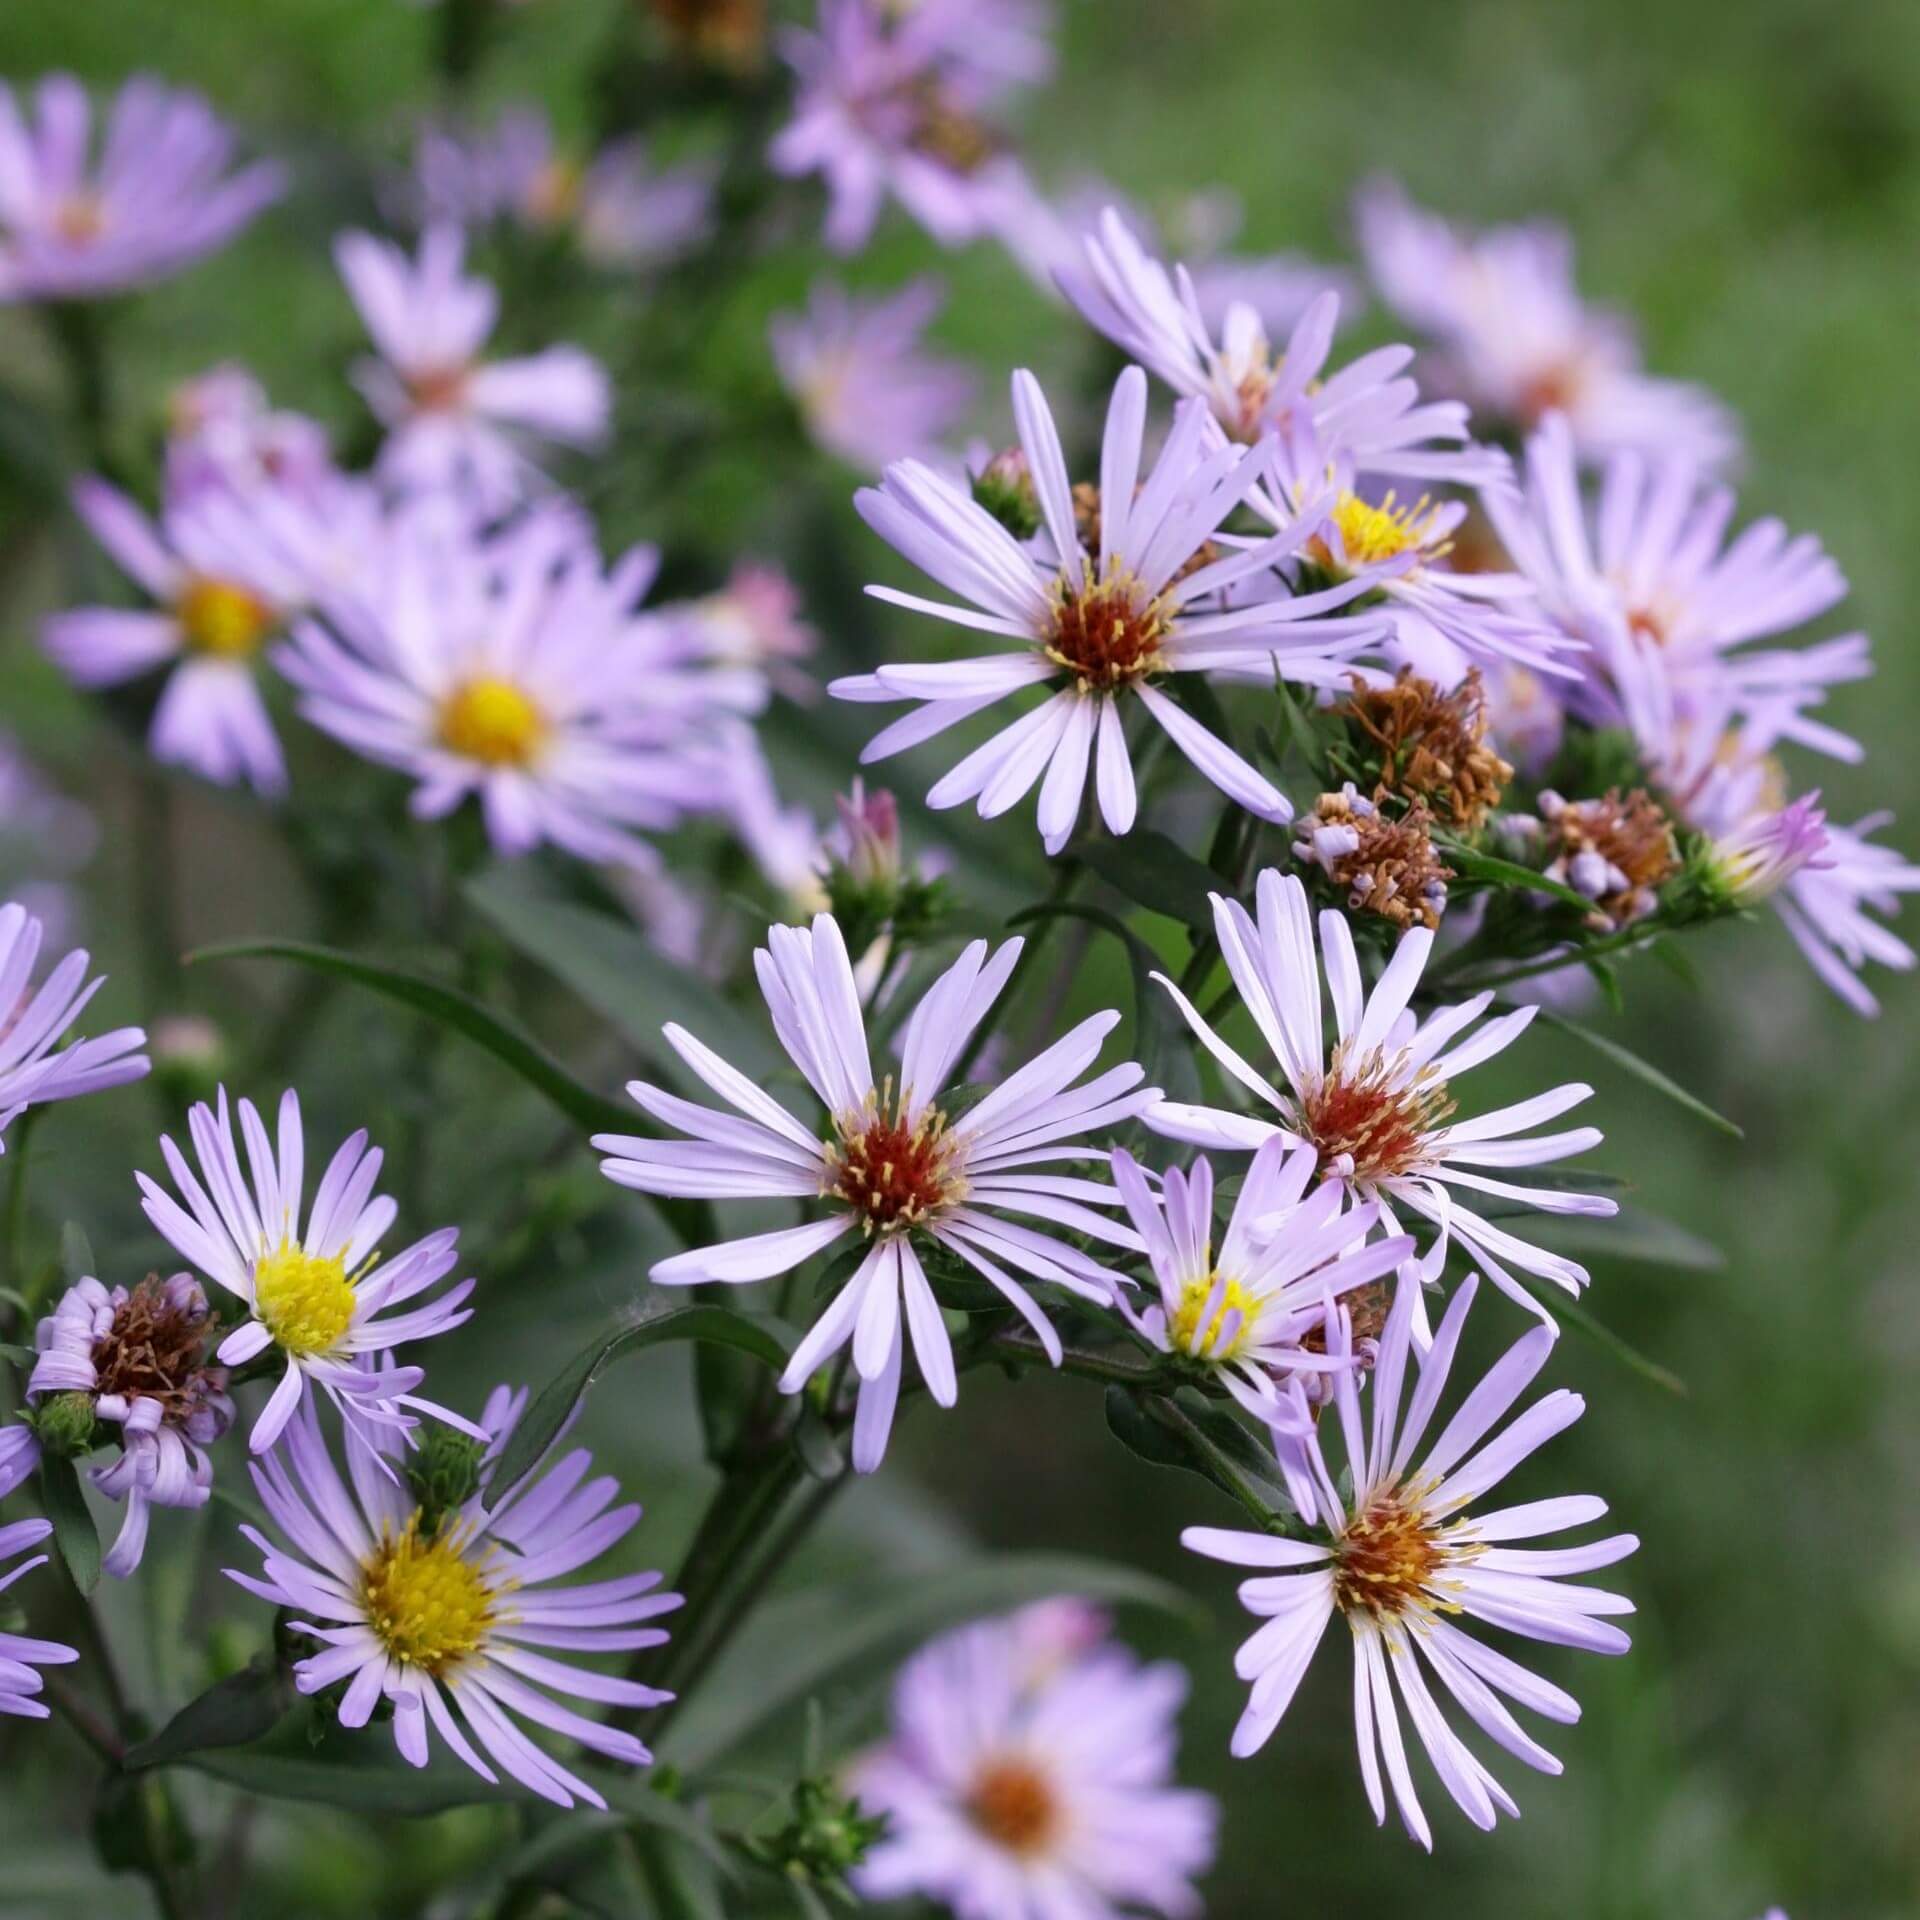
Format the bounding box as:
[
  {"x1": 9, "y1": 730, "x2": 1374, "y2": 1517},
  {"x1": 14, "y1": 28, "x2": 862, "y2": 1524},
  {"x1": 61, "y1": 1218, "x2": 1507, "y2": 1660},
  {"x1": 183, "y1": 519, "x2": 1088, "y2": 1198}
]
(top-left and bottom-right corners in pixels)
[{"x1": 1, "y1": 1, "x2": 1917, "y2": 1916}]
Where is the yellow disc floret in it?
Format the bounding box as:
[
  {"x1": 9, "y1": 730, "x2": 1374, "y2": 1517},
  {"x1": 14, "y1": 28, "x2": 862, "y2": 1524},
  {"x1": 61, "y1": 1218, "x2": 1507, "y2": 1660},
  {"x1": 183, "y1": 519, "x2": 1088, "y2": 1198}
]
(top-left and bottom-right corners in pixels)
[
  {"x1": 252, "y1": 1242, "x2": 356, "y2": 1356},
  {"x1": 1324, "y1": 490, "x2": 1444, "y2": 569},
  {"x1": 360, "y1": 1516, "x2": 498, "y2": 1676},
  {"x1": 1168, "y1": 1271, "x2": 1256, "y2": 1360},
  {"x1": 437, "y1": 677, "x2": 548, "y2": 768},
  {"x1": 178, "y1": 577, "x2": 276, "y2": 659}
]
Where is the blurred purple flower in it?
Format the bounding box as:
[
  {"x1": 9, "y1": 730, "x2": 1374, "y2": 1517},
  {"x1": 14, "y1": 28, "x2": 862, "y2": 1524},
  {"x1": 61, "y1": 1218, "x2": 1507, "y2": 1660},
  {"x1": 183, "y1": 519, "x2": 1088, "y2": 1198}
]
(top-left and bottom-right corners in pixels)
[
  {"x1": 771, "y1": 277, "x2": 973, "y2": 473},
  {"x1": 0, "y1": 74, "x2": 282, "y2": 302},
  {"x1": 336, "y1": 225, "x2": 610, "y2": 510},
  {"x1": 0, "y1": 1520, "x2": 79, "y2": 1720},
  {"x1": 164, "y1": 364, "x2": 336, "y2": 503},
  {"x1": 1355, "y1": 177, "x2": 1739, "y2": 470},
  {"x1": 850, "y1": 1599, "x2": 1218, "y2": 1918}
]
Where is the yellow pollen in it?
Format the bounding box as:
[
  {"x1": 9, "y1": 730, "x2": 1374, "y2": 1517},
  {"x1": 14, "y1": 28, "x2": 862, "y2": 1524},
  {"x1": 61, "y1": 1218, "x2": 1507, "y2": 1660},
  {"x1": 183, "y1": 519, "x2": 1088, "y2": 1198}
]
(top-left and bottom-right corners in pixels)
[
  {"x1": 824, "y1": 1077, "x2": 965, "y2": 1235},
  {"x1": 1324, "y1": 490, "x2": 1445, "y2": 569},
  {"x1": 965, "y1": 1756, "x2": 1061, "y2": 1857},
  {"x1": 1168, "y1": 1270, "x2": 1256, "y2": 1360},
  {"x1": 177, "y1": 577, "x2": 276, "y2": 660},
  {"x1": 360, "y1": 1516, "x2": 499, "y2": 1676},
  {"x1": 1044, "y1": 566, "x2": 1171, "y2": 692},
  {"x1": 1333, "y1": 1488, "x2": 1469, "y2": 1622},
  {"x1": 437, "y1": 677, "x2": 548, "y2": 768},
  {"x1": 252, "y1": 1242, "x2": 356, "y2": 1357}
]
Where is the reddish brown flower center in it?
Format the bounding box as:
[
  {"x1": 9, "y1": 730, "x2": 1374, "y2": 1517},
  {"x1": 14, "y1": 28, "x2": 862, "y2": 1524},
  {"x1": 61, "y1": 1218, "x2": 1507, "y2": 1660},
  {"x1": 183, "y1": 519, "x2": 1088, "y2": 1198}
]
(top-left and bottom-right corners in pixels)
[
  {"x1": 54, "y1": 194, "x2": 107, "y2": 246},
  {"x1": 408, "y1": 364, "x2": 471, "y2": 414},
  {"x1": 1045, "y1": 570, "x2": 1170, "y2": 691},
  {"x1": 965, "y1": 1757, "x2": 1061, "y2": 1857},
  {"x1": 823, "y1": 1084, "x2": 964, "y2": 1234},
  {"x1": 1333, "y1": 1491, "x2": 1449, "y2": 1621},
  {"x1": 1289, "y1": 1044, "x2": 1453, "y2": 1185},
  {"x1": 91, "y1": 1276, "x2": 225, "y2": 1424}
]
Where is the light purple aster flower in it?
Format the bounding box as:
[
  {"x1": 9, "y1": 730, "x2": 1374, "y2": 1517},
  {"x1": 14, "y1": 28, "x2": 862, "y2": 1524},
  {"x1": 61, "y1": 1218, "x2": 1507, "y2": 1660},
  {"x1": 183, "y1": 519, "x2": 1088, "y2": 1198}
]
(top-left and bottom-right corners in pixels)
[
  {"x1": 770, "y1": 0, "x2": 1039, "y2": 255},
  {"x1": 851, "y1": 1599, "x2": 1217, "y2": 1919},
  {"x1": 135, "y1": 1087, "x2": 478, "y2": 1456},
  {"x1": 1354, "y1": 177, "x2": 1739, "y2": 471},
  {"x1": 653, "y1": 560, "x2": 820, "y2": 710},
  {"x1": 1147, "y1": 870, "x2": 1617, "y2": 1322},
  {"x1": 594, "y1": 913, "x2": 1153, "y2": 1470},
  {"x1": 1186, "y1": 1271, "x2": 1637, "y2": 1846},
  {"x1": 228, "y1": 1387, "x2": 681, "y2": 1808},
  {"x1": 164, "y1": 364, "x2": 337, "y2": 504},
  {"x1": 41, "y1": 476, "x2": 333, "y2": 794},
  {"x1": 0, "y1": 899, "x2": 147, "y2": 1146},
  {"x1": 281, "y1": 505, "x2": 731, "y2": 869},
  {"x1": 1065, "y1": 209, "x2": 1506, "y2": 488},
  {"x1": 831, "y1": 365, "x2": 1387, "y2": 852},
  {"x1": 0, "y1": 74, "x2": 282, "y2": 302},
  {"x1": 25, "y1": 1272, "x2": 234, "y2": 1578},
  {"x1": 770, "y1": 277, "x2": 974, "y2": 473},
  {"x1": 1773, "y1": 812, "x2": 1920, "y2": 1016},
  {"x1": 1109, "y1": 1136, "x2": 1412, "y2": 1415},
  {"x1": 0, "y1": 1520, "x2": 79, "y2": 1719},
  {"x1": 1486, "y1": 414, "x2": 1869, "y2": 756},
  {"x1": 414, "y1": 107, "x2": 714, "y2": 269},
  {"x1": 336, "y1": 225, "x2": 610, "y2": 509}
]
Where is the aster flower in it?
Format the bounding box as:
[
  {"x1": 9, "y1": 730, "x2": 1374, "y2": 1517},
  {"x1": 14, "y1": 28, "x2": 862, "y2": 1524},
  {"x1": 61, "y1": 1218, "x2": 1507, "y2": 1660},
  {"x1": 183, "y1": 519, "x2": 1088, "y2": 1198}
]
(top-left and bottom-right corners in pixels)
[
  {"x1": 655, "y1": 560, "x2": 819, "y2": 709},
  {"x1": 1534, "y1": 787, "x2": 1680, "y2": 932},
  {"x1": 832, "y1": 365, "x2": 1388, "y2": 852},
  {"x1": 851, "y1": 1599, "x2": 1217, "y2": 1919},
  {"x1": 1185, "y1": 1272, "x2": 1636, "y2": 1845},
  {"x1": 0, "y1": 1520, "x2": 79, "y2": 1719},
  {"x1": 771, "y1": 278, "x2": 974, "y2": 473},
  {"x1": 280, "y1": 506, "x2": 730, "y2": 869},
  {"x1": 1108, "y1": 1137, "x2": 1412, "y2": 1415},
  {"x1": 163, "y1": 365, "x2": 337, "y2": 504},
  {"x1": 594, "y1": 913, "x2": 1153, "y2": 1470},
  {"x1": 1148, "y1": 869, "x2": 1616, "y2": 1318},
  {"x1": 0, "y1": 74, "x2": 282, "y2": 302},
  {"x1": 414, "y1": 108, "x2": 713, "y2": 269},
  {"x1": 135, "y1": 1087, "x2": 477, "y2": 1455},
  {"x1": 1291, "y1": 785, "x2": 1453, "y2": 932},
  {"x1": 25, "y1": 1272, "x2": 233, "y2": 1578},
  {"x1": 1354, "y1": 177, "x2": 1738, "y2": 470},
  {"x1": 336, "y1": 225, "x2": 610, "y2": 509},
  {"x1": 1334, "y1": 668, "x2": 1513, "y2": 834},
  {"x1": 42, "y1": 477, "x2": 323, "y2": 794},
  {"x1": 0, "y1": 899, "x2": 148, "y2": 1146},
  {"x1": 1486, "y1": 414, "x2": 1869, "y2": 753},
  {"x1": 1774, "y1": 813, "x2": 1920, "y2": 1016},
  {"x1": 1064, "y1": 209, "x2": 1505, "y2": 487},
  {"x1": 230, "y1": 1389, "x2": 680, "y2": 1808},
  {"x1": 770, "y1": 0, "x2": 1039, "y2": 254}
]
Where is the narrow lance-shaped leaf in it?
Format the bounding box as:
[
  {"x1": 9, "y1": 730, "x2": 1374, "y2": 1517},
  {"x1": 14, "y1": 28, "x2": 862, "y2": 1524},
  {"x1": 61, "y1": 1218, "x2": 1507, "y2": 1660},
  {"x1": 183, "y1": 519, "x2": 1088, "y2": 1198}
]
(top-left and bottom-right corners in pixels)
[
  {"x1": 125, "y1": 1656, "x2": 295, "y2": 1772},
  {"x1": 1536, "y1": 1008, "x2": 1744, "y2": 1139},
  {"x1": 39, "y1": 1453, "x2": 100, "y2": 1596},
  {"x1": 1068, "y1": 829, "x2": 1221, "y2": 934},
  {"x1": 491, "y1": 1304, "x2": 796, "y2": 1501}
]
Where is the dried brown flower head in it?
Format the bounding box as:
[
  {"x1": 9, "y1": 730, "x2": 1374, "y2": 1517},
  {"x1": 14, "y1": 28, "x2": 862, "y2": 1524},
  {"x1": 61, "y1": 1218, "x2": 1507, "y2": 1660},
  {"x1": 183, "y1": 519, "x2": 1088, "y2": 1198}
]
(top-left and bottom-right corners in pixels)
[
  {"x1": 1293, "y1": 784, "x2": 1453, "y2": 932},
  {"x1": 1539, "y1": 787, "x2": 1679, "y2": 931},
  {"x1": 1337, "y1": 668, "x2": 1513, "y2": 833}
]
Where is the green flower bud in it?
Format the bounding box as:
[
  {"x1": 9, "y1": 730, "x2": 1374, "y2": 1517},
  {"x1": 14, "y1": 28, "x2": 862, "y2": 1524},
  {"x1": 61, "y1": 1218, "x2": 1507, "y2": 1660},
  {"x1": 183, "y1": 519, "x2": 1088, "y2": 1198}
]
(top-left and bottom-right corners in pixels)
[{"x1": 30, "y1": 1391, "x2": 100, "y2": 1459}]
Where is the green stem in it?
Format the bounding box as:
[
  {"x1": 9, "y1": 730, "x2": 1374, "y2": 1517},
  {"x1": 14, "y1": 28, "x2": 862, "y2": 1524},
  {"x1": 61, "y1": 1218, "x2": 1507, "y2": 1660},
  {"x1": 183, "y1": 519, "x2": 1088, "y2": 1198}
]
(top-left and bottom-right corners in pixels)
[
  {"x1": 985, "y1": 1327, "x2": 1170, "y2": 1387},
  {"x1": 1439, "y1": 923, "x2": 1663, "y2": 993},
  {"x1": 44, "y1": 302, "x2": 113, "y2": 472}
]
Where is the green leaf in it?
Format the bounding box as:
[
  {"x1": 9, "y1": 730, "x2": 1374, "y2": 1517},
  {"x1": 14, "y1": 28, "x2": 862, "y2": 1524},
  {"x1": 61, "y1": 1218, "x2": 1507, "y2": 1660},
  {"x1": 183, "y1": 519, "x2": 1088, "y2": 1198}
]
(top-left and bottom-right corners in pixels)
[
  {"x1": 125, "y1": 1657, "x2": 294, "y2": 1772},
  {"x1": 187, "y1": 938, "x2": 714, "y2": 1246},
  {"x1": 39, "y1": 1453, "x2": 99, "y2": 1596},
  {"x1": 188, "y1": 939, "x2": 634, "y2": 1137},
  {"x1": 1513, "y1": 1279, "x2": 1688, "y2": 1397},
  {"x1": 1438, "y1": 840, "x2": 1597, "y2": 913},
  {"x1": 491, "y1": 1304, "x2": 796, "y2": 1500},
  {"x1": 1538, "y1": 1203, "x2": 1726, "y2": 1273},
  {"x1": 466, "y1": 863, "x2": 785, "y2": 1090},
  {"x1": 663, "y1": 1553, "x2": 1199, "y2": 1773},
  {"x1": 1104, "y1": 1385, "x2": 1293, "y2": 1517},
  {"x1": 1070, "y1": 829, "x2": 1220, "y2": 933},
  {"x1": 59, "y1": 1223, "x2": 94, "y2": 1287},
  {"x1": 0, "y1": 1341, "x2": 32, "y2": 1366},
  {"x1": 1536, "y1": 1010, "x2": 1744, "y2": 1139}
]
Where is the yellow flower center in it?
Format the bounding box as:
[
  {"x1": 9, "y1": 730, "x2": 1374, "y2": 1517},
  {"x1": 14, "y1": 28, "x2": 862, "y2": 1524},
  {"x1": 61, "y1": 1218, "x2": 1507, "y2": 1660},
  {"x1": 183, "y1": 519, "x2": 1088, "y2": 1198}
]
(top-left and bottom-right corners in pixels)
[
  {"x1": 1168, "y1": 1270, "x2": 1256, "y2": 1360},
  {"x1": 437, "y1": 676, "x2": 548, "y2": 768},
  {"x1": 252, "y1": 1242, "x2": 356, "y2": 1357},
  {"x1": 177, "y1": 578, "x2": 276, "y2": 660},
  {"x1": 1322, "y1": 490, "x2": 1444, "y2": 570},
  {"x1": 360, "y1": 1516, "x2": 498, "y2": 1676},
  {"x1": 1333, "y1": 1487, "x2": 1476, "y2": 1623}
]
